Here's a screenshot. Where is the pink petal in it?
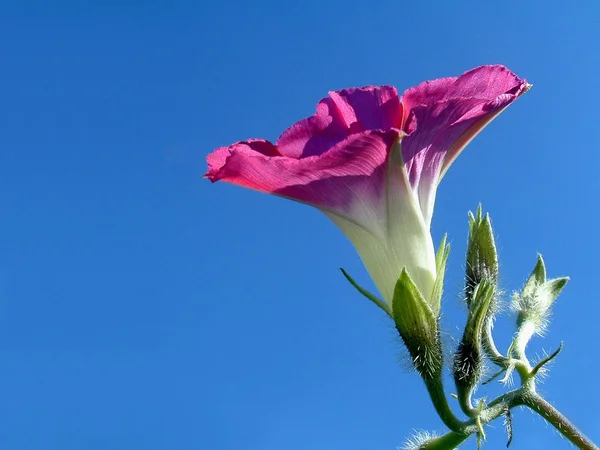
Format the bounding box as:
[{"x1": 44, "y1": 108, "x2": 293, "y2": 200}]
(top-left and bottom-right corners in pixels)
[
  {"x1": 206, "y1": 130, "x2": 401, "y2": 220},
  {"x1": 275, "y1": 86, "x2": 403, "y2": 158},
  {"x1": 402, "y1": 65, "x2": 526, "y2": 113},
  {"x1": 398, "y1": 65, "x2": 528, "y2": 224}
]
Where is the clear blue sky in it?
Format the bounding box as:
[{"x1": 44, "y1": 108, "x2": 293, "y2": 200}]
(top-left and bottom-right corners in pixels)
[{"x1": 0, "y1": 1, "x2": 598, "y2": 449}]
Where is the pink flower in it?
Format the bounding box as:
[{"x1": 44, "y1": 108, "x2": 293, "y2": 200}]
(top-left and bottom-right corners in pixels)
[{"x1": 206, "y1": 65, "x2": 528, "y2": 310}]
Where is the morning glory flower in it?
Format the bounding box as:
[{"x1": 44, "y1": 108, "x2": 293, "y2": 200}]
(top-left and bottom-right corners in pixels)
[{"x1": 206, "y1": 65, "x2": 528, "y2": 313}]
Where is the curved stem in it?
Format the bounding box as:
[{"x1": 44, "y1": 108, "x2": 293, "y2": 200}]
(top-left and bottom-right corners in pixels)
[
  {"x1": 427, "y1": 389, "x2": 599, "y2": 450},
  {"x1": 456, "y1": 386, "x2": 477, "y2": 418},
  {"x1": 414, "y1": 286, "x2": 598, "y2": 448},
  {"x1": 482, "y1": 319, "x2": 509, "y2": 368},
  {"x1": 522, "y1": 392, "x2": 599, "y2": 450},
  {"x1": 422, "y1": 391, "x2": 518, "y2": 449},
  {"x1": 423, "y1": 375, "x2": 468, "y2": 432},
  {"x1": 513, "y1": 321, "x2": 535, "y2": 375}
]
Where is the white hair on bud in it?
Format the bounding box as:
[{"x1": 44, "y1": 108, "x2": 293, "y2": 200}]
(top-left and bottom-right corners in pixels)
[{"x1": 399, "y1": 430, "x2": 439, "y2": 450}]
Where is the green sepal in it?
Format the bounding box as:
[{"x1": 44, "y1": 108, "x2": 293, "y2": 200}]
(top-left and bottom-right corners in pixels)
[
  {"x1": 435, "y1": 233, "x2": 449, "y2": 272},
  {"x1": 522, "y1": 254, "x2": 547, "y2": 298},
  {"x1": 431, "y1": 235, "x2": 450, "y2": 317},
  {"x1": 393, "y1": 268, "x2": 442, "y2": 377},
  {"x1": 545, "y1": 277, "x2": 569, "y2": 303},
  {"x1": 464, "y1": 281, "x2": 496, "y2": 345},
  {"x1": 340, "y1": 268, "x2": 392, "y2": 317}
]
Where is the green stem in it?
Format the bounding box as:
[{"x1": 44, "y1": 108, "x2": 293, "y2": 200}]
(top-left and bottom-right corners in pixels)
[
  {"x1": 423, "y1": 375, "x2": 468, "y2": 432},
  {"x1": 421, "y1": 392, "x2": 516, "y2": 449},
  {"x1": 522, "y1": 392, "x2": 599, "y2": 450},
  {"x1": 416, "y1": 295, "x2": 598, "y2": 448},
  {"x1": 513, "y1": 320, "x2": 535, "y2": 371},
  {"x1": 482, "y1": 319, "x2": 509, "y2": 368},
  {"x1": 427, "y1": 390, "x2": 600, "y2": 450},
  {"x1": 456, "y1": 385, "x2": 477, "y2": 418}
]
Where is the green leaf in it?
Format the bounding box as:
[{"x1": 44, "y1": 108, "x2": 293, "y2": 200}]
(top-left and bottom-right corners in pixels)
[{"x1": 340, "y1": 268, "x2": 391, "y2": 317}]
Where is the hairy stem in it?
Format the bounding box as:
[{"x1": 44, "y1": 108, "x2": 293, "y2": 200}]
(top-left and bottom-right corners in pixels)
[
  {"x1": 424, "y1": 389, "x2": 599, "y2": 449},
  {"x1": 522, "y1": 392, "x2": 599, "y2": 450}
]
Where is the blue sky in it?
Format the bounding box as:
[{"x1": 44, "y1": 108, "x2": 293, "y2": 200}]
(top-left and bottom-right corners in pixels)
[{"x1": 0, "y1": 1, "x2": 598, "y2": 449}]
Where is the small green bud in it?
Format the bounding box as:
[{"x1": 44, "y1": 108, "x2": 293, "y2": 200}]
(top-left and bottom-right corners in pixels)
[
  {"x1": 512, "y1": 254, "x2": 569, "y2": 333},
  {"x1": 393, "y1": 268, "x2": 442, "y2": 378},
  {"x1": 465, "y1": 206, "x2": 499, "y2": 307}
]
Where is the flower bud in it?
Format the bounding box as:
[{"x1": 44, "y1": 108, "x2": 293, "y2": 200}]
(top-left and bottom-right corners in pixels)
[
  {"x1": 512, "y1": 254, "x2": 568, "y2": 334},
  {"x1": 453, "y1": 280, "x2": 496, "y2": 404},
  {"x1": 393, "y1": 268, "x2": 443, "y2": 378},
  {"x1": 465, "y1": 206, "x2": 498, "y2": 307}
]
